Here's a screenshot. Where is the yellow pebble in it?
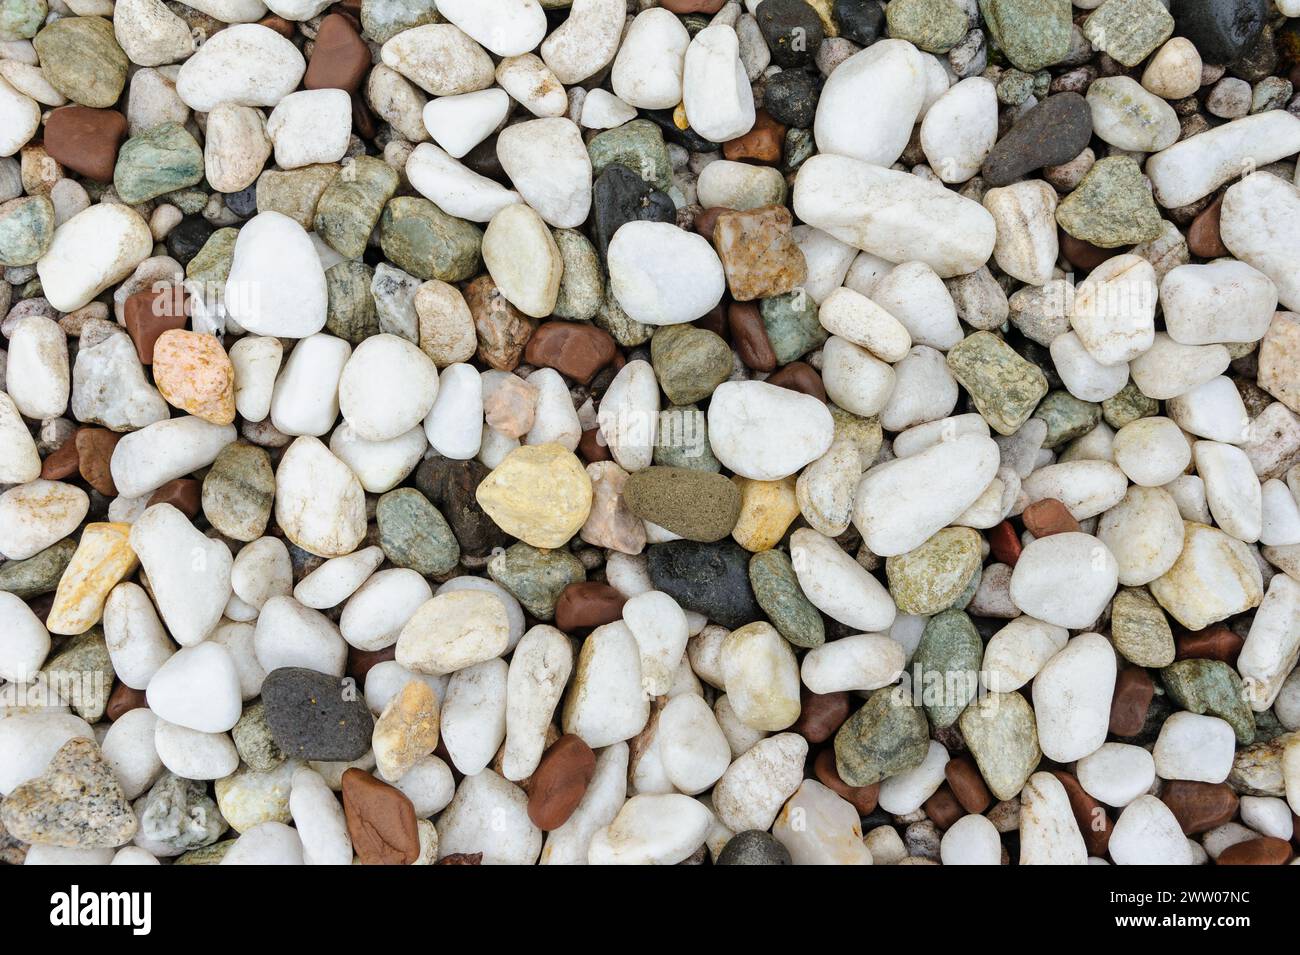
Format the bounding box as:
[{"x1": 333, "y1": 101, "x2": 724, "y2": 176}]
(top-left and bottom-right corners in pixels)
[
  {"x1": 803, "y1": 0, "x2": 839, "y2": 37},
  {"x1": 475, "y1": 443, "x2": 593, "y2": 549},
  {"x1": 373, "y1": 680, "x2": 441, "y2": 781},
  {"x1": 731, "y1": 475, "x2": 800, "y2": 551},
  {"x1": 673, "y1": 101, "x2": 690, "y2": 130},
  {"x1": 46, "y1": 523, "x2": 138, "y2": 635}
]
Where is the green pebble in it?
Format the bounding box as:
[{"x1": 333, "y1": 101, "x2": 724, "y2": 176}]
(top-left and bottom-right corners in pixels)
[
  {"x1": 114, "y1": 122, "x2": 204, "y2": 205},
  {"x1": 325, "y1": 260, "x2": 379, "y2": 344},
  {"x1": 201, "y1": 443, "x2": 275, "y2": 543},
  {"x1": 830, "y1": 406, "x2": 884, "y2": 467},
  {"x1": 833, "y1": 686, "x2": 931, "y2": 787},
  {"x1": 760, "y1": 291, "x2": 827, "y2": 365},
  {"x1": 231, "y1": 702, "x2": 285, "y2": 773},
  {"x1": 1056, "y1": 156, "x2": 1164, "y2": 248},
  {"x1": 41, "y1": 629, "x2": 112, "y2": 722},
  {"x1": 32, "y1": 16, "x2": 126, "y2": 109},
  {"x1": 748, "y1": 549, "x2": 824, "y2": 649},
  {"x1": 650, "y1": 324, "x2": 733, "y2": 405},
  {"x1": 174, "y1": 840, "x2": 237, "y2": 865},
  {"x1": 594, "y1": 284, "x2": 651, "y2": 347},
  {"x1": 376, "y1": 488, "x2": 460, "y2": 576},
  {"x1": 552, "y1": 229, "x2": 603, "y2": 322},
  {"x1": 1111, "y1": 587, "x2": 1174, "y2": 668},
  {"x1": 162, "y1": 187, "x2": 209, "y2": 215},
  {"x1": 380, "y1": 196, "x2": 482, "y2": 283},
  {"x1": 958, "y1": 690, "x2": 1042, "y2": 800},
  {"x1": 0, "y1": 196, "x2": 53, "y2": 267},
  {"x1": 1033, "y1": 389, "x2": 1101, "y2": 449},
  {"x1": 360, "y1": 0, "x2": 438, "y2": 44},
  {"x1": 886, "y1": 0, "x2": 968, "y2": 54},
  {"x1": 909, "y1": 608, "x2": 983, "y2": 728},
  {"x1": 979, "y1": 0, "x2": 1072, "y2": 71},
  {"x1": 256, "y1": 164, "x2": 340, "y2": 230},
  {"x1": 487, "y1": 542, "x2": 585, "y2": 620},
  {"x1": 654, "y1": 404, "x2": 721, "y2": 472},
  {"x1": 0, "y1": 0, "x2": 45, "y2": 41},
  {"x1": 1102, "y1": 382, "x2": 1159, "y2": 430},
  {"x1": 314, "y1": 156, "x2": 400, "y2": 260},
  {"x1": 886, "y1": 527, "x2": 984, "y2": 616},
  {"x1": 1082, "y1": 0, "x2": 1173, "y2": 68},
  {"x1": 0, "y1": 539, "x2": 75, "y2": 599},
  {"x1": 1161, "y1": 659, "x2": 1256, "y2": 745},
  {"x1": 996, "y1": 68, "x2": 1035, "y2": 106},
  {"x1": 588, "y1": 119, "x2": 673, "y2": 192},
  {"x1": 622, "y1": 466, "x2": 741, "y2": 543},
  {"x1": 946, "y1": 331, "x2": 1049, "y2": 435},
  {"x1": 185, "y1": 228, "x2": 238, "y2": 286}
]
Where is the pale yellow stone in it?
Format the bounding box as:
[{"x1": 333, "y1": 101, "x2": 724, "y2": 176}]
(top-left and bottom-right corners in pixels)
[
  {"x1": 475, "y1": 443, "x2": 593, "y2": 549},
  {"x1": 731, "y1": 476, "x2": 800, "y2": 552},
  {"x1": 46, "y1": 523, "x2": 138, "y2": 636},
  {"x1": 1149, "y1": 522, "x2": 1264, "y2": 631},
  {"x1": 395, "y1": 590, "x2": 510, "y2": 675},
  {"x1": 1258, "y1": 312, "x2": 1300, "y2": 414},
  {"x1": 804, "y1": 0, "x2": 839, "y2": 37},
  {"x1": 373, "y1": 679, "x2": 441, "y2": 781}
]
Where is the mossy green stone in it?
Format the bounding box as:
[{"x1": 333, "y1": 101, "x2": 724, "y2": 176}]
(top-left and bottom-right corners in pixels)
[
  {"x1": 201, "y1": 443, "x2": 275, "y2": 542},
  {"x1": 487, "y1": 542, "x2": 585, "y2": 620},
  {"x1": 360, "y1": 0, "x2": 439, "y2": 44},
  {"x1": 886, "y1": 527, "x2": 984, "y2": 615},
  {"x1": 185, "y1": 228, "x2": 237, "y2": 288},
  {"x1": 833, "y1": 686, "x2": 930, "y2": 787},
  {"x1": 588, "y1": 119, "x2": 673, "y2": 192},
  {"x1": 314, "y1": 156, "x2": 400, "y2": 260},
  {"x1": 622, "y1": 466, "x2": 741, "y2": 543},
  {"x1": 650, "y1": 324, "x2": 733, "y2": 405},
  {"x1": 0, "y1": 0, "x2": 45, "y2": 41},
  {"x1": 114, "y1": 122, "x2": 204, "y2": 205},
  {"x1": 1033, "y1": 389, "x2": 1101, "y2": 448},
  {"x1": 1057, "y1": 157, "x2": 1163, "y2": 249},
  {"x1": 910, "y1": 609, "x2": 983, "y2": 728},
  {"x1": 886, "y1": 0, "x2": 968, "y2": 54},
  {"x1": 1111, "y1": 587, "x2": 1174, "y2": 667},
  {"x1": 1082, "y1": 0, "x2": 1173, "y2": 68},
  {"x1": 33, "y1": 17, "x2": 126, "y2": 108},
  {"x1": 376, "y1": 488, "x2": 460, "y2": 576},
  {"x1": 380, "y1": 196, "x2": 482, "y2": 282},
  {"x1": 325, "y1": 260, "x2": 379, "y2": 344},
  {"x1": 594, "y1": 285, "x2": 651, "y2": 347},
  {"x1": 256, "y1": 164, "x2": 339, "y2": 229},
  {"x1": 979, "y1": 0, "x2": 1071, "y2": 71},
  {"x1": 830, "y1": 406, "x2": 884, "y2": 466},
  {"x1": 175, "y1": 839, "x2": 236, "y2": 865},
  {"x1": 0, "y1": 539, "x2": 75, "y2": 599},
  {"x1": 231, "y1": 702, "x2": 285, "y2": 773},
  {"x1": 1161, "y1": 659, "x2": 1256, "y2": 745},
  {"x1": 748, "y1": 549, "x2": 824, "y2": 649},
  {"x1": 163, "y1": 187, "x2": 208, "y2": 215},
  {"x1": 760, "y1": 291, "x2": 827, "y2": 365},
  {"x1": 952, "y1": 563, "x2": 981, "y2": 611},
  {"x1": 1102, "y1": 382, "x2": 1159, "y2": 430},
  {"x1": 654, "y1": 404, "x2": 721, "y2": 472},
  {"x1": 0, "y1": 196, "x2": 53, "y2": 266},
  {"x1": 958, "y1": 690, "x2": 1042, "y2": 800},
  {"x1": 946, "y1": 331, "x2": 1049, "y2": 436},
  {"x1": 41, "y1": 629, "x2": 112, "y2": 722},
  {"x1": 552, "y1": 228, "x2": 602, "y2": 322}
]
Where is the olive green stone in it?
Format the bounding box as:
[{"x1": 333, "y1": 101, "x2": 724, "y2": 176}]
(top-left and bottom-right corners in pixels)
[
  {"x1": 654, "y1": 404, "x2": 721, "y2": 472},
  {"x1": 886, "y1": 527, "x2": 984, "y2": 616},
  {"x1": 0, "y1": 539, "x2": 75, "y2": 599},
  {"x1": 1033, "y1": 390, "x2": 1101, "y2": 449},
  {"x1": 0, "y1": 0, "x2": 45, "y2": 41},
  {"x1": 748, "y1": 549, "x2": 824, "y2": 649},
  {"x1": 231, "y1": 702, "x2": 285, "y2": 773},
  {"x1": 0, "y1": 196, "x2": 53, "y2": 266},
  {"x1": 380, "y1": 196, "x2": 482, "y2": 282},
  {"x1": 185, "y1": 228, "x2": 238, "y2": 286},
  {"x1": 622, "y1": 466, "x2": 741, "y2": 543},
  {"x1": 958, "y1": 690, "x2": 1042, "y2": 800},
  {"x1": 1082, "y1": 0, "x2": 1172, "y2": 68},
  {"x1": 41, "y1": 629, "x2": 112, "y2": 722},
  {"x1": 1057, "y1": 157, "x2": 1163, "y2": 249},
  {"x1": 360, "y1": 0, "x2": 439, "y2": 44},
  {"x1": 946, "y1": 331, "x2": 1049, "y2": 436},
  {"x1": 887, "y1": 0, "x2": 968, "y2": 54},
  {"x1": 830, "y1": 406, "x2": 884, "y2": 467},
  {"x1": 1102, "y1": 382, "x2": 1159, "y2": 430},
  {"x1": 910, "y1": 609, "x2": 983, "y2": 728},
  {"x1": 175, "y1": 839, "x2": 236, "y2": 865},
  {"x1": 760, "y1": 291, "x2": 827, "y2": 365},
  {"x1": 996, "y1": 68, "x2": 1035, "y2": 106},
  {"x1": 952, "y1": 563, "x2": 981, "y2": 610},
  {"x1": 487, "y1": 542, "x2": 585, "y2": 621},
  {"x1": 256, "y1": 164, "x2": 339, "y2": 230},
  {"x1": 201, "y1": 443, "x2": 275, "y2": 543},
  {"x1": 979, "y1": 0, "x2": 1072, "y2": 71},
  {"x1": 552, "y1": 229, "x2": 603, "y2": 322},
  {"x1": 1161, "y1": 659, "x2": 1256, "y2": 745},
  {"x1": 1111, "y1": 587, "x2": 1174, "y2": 667},
  {"x1": 161, "y1": 187, "x2": 208, "y2": 215},
  {"x1": 1249, "y1": 710, "x2": 1286, "y2": 745},
  {"x1": 594, "y1": 285, "x2": 651, "y2": 347},
  {"x1": 650, "y1": 324, "x2": 733, "y2": 405},
  {"x1": 314, "y1": 156, "x2": 400, "y2": 260},
  {"x1": 588, "y1": 119, "x2": 673, "y2": 192},
  {"x1": 376, "y1": 488, "x2": 460, "y2": 576},
  {"x1": 325, "y1": 260, "x2": 379, "y2": 344},
  {"x1": 33, "y1": 17, "x2": 126, "y2": 109},
  {"x1": 833, "y1": 686, "x2": 930, "y2": 787},
  {"x1": 113, "y1": 122, "x2": 204, "y2": 205}
]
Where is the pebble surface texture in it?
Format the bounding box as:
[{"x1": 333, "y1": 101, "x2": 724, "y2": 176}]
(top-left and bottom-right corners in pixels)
[{"x1": 0, "y1": 0, "x2": 1299, "y2": 873}]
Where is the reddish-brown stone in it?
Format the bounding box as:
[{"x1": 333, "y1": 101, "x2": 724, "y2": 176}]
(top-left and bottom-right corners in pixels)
[
  {"x1": 106, "y1": 682, "x2": 148, "y2": 721},
  {"x1": 347, "y1": 644, "x2": 397, "y2": 684},
  {"x1": 147, "y1": 479, "x2": 202, "y2": 519},
  {"x1": 923, "y1": 784, "x2": 965, "y2": 830},
  {"x1": 1022, "y1": 497, "x2": 1080, "y2": 538},
  {"x1": 660, "y1": 0, "x2": 726, "y2": 12},
  {"x1": 42, "y1": 106, "x2": 128, "y2": 182},
  {"x1": 351, "y1": 92, "x2": 377, "y2": 140},
  {"x1": 728, "y1": 301, "x2": 777, "y2": 372},
  {"x1": 437, "y1": 852, "x2": 483, "y2": 864},
  {"x1": 305, "y1": 13, "x2": 371, "y2": 93},
  {"x1": 692, "y1": 206, "x2": 734, "y2": 242},
  {"x1": 988, "y1": 520, "x2": 1022, "y2": 566},
  {"x1": 555, "y1": 581, "x2": 626, "y2": 633},
  {"x1": 714, "y1": 205, "x2": 807, "y2": 301},
  {"x1": 1109, "y1": 666, "x2": 1154, "y2": 737},
  {"x1": 341, "y1": 768, "x2": 420, "y2": 864},
  {"x1": 1217, "y1": 836, "x2": 1294, "y2": 865},
  {"x1": 1161, "y1": 780, "x2": 1239, "y2": 835},
  {"x1": 1187, "y1": 194, "x2": 1229, "y2": 259},
  {"x1": 577, "y1": 427, "x2": 612, "y2": 465},
  {"x1": 124, "y1": 286, "x2": 188, "y2": 365},
  {"x1": 1059, "y1": 229, "x2": 1124, "y2": 270},
  {"x1": 40, "y1": 436, "x2": 81, "y2": 481},
  {"x1": 258, "y1": 15, "x2": 295, "y2": 38},
  {"x1": 765, "y1": 361, "x2": 826, "y2": 401},
  {"x1": 1050, "y1": 769, "x2": 1112, "y2": 858},
  {"x1": 695, "y1": 304, "x2": 728, "y2": 339},
  {"x1": 527, "y1": 734, "x2": 596, "y2": 831},
  {"x1": 945, "y1": 755, "x2": 993, "y2": 815},
  {"x1": 723, "y1": 110, "x2": 787, "y2": 165},
  {"x1": 523, "y1": 321, "x2": 618, "y2": 384},
  {"x1": 75, "y1": 428, "x2": 121, "y2": 497},
  {"x1": 1175, "y1": 627, "x2": 1245, "y2": 665},
  {"x1": 813, "y1": 747, "x2": 879, "y2": 815},
  {"x1": 790, "y1": 688, "x2": 851, "y2": 744}
]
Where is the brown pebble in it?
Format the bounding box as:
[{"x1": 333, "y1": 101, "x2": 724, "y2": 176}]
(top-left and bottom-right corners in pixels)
[
  {"x1": 1059, "y1": 230, "x2": 1124, "y2": 270},
  {"x1": 351, "y1": 92, "x2": 378, "y2": 141},
  {"x1": 523, "y1": 321, "x2": 617, "y2": 384},
  {"x1": 723, "y1": 110, "x2": 787, "y2": 165},
  {"x1": 147, "y1": 479, "x2": 202, "y2": 519},
  {"x1": 577, "y1": 427, "x2": 612, "y2": 465},
  {"x1": 1160, "y1": 780, "x2": 1239, "y2": 835},
  {"x1": 106, "y1": 682, "x2": 148, "y2": 722},
  {"x1": 467, "y1": 275, "x2": 536, "y2": 371},
  {"x1": 304, "y1": 13, "x2": 371, "y2": 93},
  {"x1": 1050, "y1": 769, "x2": 1112, "y2": 858},
  {"x1": 988, "y1": 520, "x2": 1021, "y2": 566},
  {"x1": 694, "y1": 304, "x2": 728, "y2": 339},
  {"x1": 813, "y1": 748, "x2": 879, "y2": 814},
  {"x1": 41, "y1": 106, "x2": 128, "y2": 182},
  {"x1": 945, "y1": 755, "x2": 993, "y2": 815},
  {"x1": 692, "y1": 206, "x2": 733, "y2": 242},
  {"x1": 660, "y1": 0, "x2": 725, "y2": 12},
  {"x1": 1217, "y1": 836, "x2": 1294, "y2": 865},
  {"x1": 923, "y1": 784, "x2": 965, "y2": 830},
  {"x1": 765, "y1": 361, "x2": 827, "y2": 401},
  {"x1": 40, "y1": 436, "x2": 81, "y2": 481},
  {"x1": 1187, "y1": 194, "x2": 1229, "y2": 258},
  {"x1": 790, "y1": 688, "x2": 851, "y2": 744},
  {"x1": 75, "y1": 428, "x2": 121, "y2": 497},
  {"x1": 1109, "y1": 666, "x2": 1154, "y2": 737},
  {"x1": 554, "y1": 581, "x2": 626, "y2": 633},
  {"x1": 1022, "y1": 497, "x2": 1080, "y2": 538},
  {"x1": 341, "y1": 768, "x2": 420, "y2": 864},
  {"x1": 714, "y1": 205, "x2": 807, "y2": 301},
  {"x1": 437, "y1": 852, "x2": 483, "y2": 864},
  {"x1": 527, "y1": 734, "x2": 596, "y2": 831},
  {"x1": 728, "y1": 301, "x2": 777, "y2": 372},
  {"x1": 347, "y1": 644, "x2": 397, "y2": 684},
  {"x1": 123, "y1": 285, "x2": 188, "y2": 365},
  {"x1": 1174, "y1": 627, "x2": 1245, "y2": 666},
  {"x1": 258, "y1": 14, "x2": 295, "y2": 38}
]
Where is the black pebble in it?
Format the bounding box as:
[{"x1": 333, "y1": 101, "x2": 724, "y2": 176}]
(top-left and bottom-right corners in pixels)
[
  {"x1": 1171, "y1": 0, "x2": 1267, "y2": 65},
  {"x1": 260, "y1": 667, "x2": 375, "y2": 762},
  {"x1": 757, "y1": 0, "x2": 825, "y2": 68},
  {"x1": 833, "y1": 0, "x2": 884, "y2": 47},
  {"x1": 717, "y1": 830, "x2": 793, "y2": 865},
  {"x1": 415, "y1": 455, "x2": 511, "y2": 559},
  {"x1": 762, "y1": 69, "x2": 820, "y2": 128},
  {"x1": 647, "y1": 540, "x2": 762, "y2": 631},
  {"x1": 164, "y1": 215, "x2": 215, "y2": 266},
  {"x1": 640, "y1": 109, "x2": 719, "y2": 152},
  {"x1": 980, "y1": 92, "x2": 1093, "y2": 187},
  {"x1": 223, "y1": 185, "x2": 258, "y2": 218},
  {"x1": 591, "y1": 164, "x2": 677, "y2": 261}
]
